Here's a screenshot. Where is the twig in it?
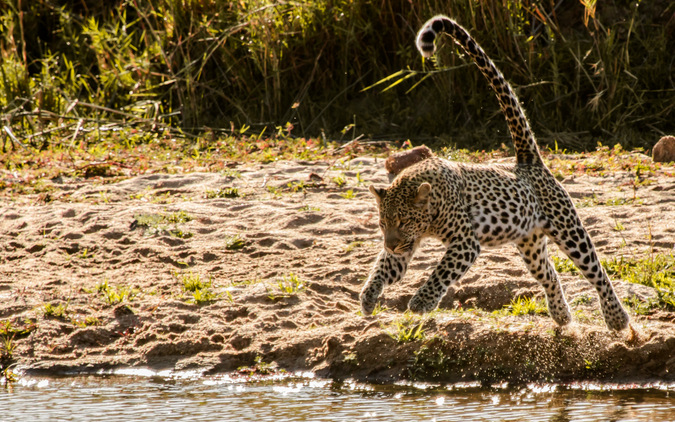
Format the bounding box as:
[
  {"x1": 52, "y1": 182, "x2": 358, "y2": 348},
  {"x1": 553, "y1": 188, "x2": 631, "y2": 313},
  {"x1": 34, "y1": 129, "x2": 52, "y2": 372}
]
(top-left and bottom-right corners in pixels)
[
  {"x1": 2, "y1": 126, "x2": 27, "y2": 150},
  {"x1": 68, "y1": 119, "x2": 85, "y2": 150},
  {"x1": 337, "y1": 134, "x2": 365, "y2": 150},
  {"x1": 26, "y1": 123, "x2": 78, "y2": 143},
  {"x1": 75, "y1": 102, "x2": 139, "y2": 120}
]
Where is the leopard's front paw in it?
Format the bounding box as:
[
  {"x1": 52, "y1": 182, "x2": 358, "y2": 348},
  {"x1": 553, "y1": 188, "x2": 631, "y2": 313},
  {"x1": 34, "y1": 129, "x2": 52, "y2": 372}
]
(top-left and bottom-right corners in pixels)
[
  {"x1": 360, "y1": 288, "x2": 378, "y2": 316},
  {"x1": 361, "y1": 298, "x2": 377, "y2": 316},
  {"x1": 408, "y1": 293, "x2": 437, "y2": 314}
]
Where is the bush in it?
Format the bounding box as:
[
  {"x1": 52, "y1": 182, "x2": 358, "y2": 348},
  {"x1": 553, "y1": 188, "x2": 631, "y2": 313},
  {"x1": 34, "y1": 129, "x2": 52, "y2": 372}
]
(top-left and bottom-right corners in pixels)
[{"x1": 1, "y1": 1, "x2": 672, "y2": 150}]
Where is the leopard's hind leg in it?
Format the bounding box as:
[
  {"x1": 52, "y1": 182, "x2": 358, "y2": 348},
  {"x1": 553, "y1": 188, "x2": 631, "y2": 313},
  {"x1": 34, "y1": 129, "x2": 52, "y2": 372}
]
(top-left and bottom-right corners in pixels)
[
  {"x1": 542, "y1": 198, "x2": 630, "y2": 330},
  {"x1": 517, "y1": 231, "x2": 572, "y2": 326}
]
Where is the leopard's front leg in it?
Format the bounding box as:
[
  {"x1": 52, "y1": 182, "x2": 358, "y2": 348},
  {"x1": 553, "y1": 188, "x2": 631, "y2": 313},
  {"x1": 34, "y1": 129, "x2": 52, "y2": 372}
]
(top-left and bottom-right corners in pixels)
[
  {"x1": 360, "y1": 249, "x2": 412, "y2": 315},
  {"x1": 409, "y1": 233, "x2": 480, "y2": 313}
]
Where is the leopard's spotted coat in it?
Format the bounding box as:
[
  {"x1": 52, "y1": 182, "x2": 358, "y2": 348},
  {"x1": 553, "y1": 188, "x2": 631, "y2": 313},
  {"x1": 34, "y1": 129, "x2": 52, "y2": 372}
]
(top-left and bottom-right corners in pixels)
[{"x1": 360, "y1": 15, "x2": 629, "y2": 330}]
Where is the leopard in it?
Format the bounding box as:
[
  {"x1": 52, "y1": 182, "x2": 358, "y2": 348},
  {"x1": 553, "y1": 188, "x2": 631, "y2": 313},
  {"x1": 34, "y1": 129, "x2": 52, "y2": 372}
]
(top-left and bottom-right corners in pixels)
[{"x1": 359, "y1": 15, "x2": 630, "y2": 331}]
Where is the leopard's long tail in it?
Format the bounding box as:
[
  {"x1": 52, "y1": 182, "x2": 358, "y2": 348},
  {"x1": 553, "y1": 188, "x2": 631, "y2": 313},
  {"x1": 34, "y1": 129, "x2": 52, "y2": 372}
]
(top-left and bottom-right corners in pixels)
[{"x1": 416, "y1": 15, "x2": 542, "y2": 166}]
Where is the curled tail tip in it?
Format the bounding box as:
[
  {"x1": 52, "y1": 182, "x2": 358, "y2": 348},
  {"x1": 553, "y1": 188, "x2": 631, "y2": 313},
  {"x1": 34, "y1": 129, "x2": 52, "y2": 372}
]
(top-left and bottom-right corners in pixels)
[
  {"x1": 415, "y1": 28, "x2": 436, "y2": 58},
  {"x1": 415, "y1": 15, "x2": 454, "y2": 58}
]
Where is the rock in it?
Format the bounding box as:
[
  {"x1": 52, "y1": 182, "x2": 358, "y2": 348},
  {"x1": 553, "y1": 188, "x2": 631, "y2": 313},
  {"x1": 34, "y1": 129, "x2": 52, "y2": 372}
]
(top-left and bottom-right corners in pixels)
[
  {"x1": 652, "y1": 135, "x2": 675, "y2": 163},
  {"x1": 385, "y1": 145, "x2": 433, "y2": 175}
]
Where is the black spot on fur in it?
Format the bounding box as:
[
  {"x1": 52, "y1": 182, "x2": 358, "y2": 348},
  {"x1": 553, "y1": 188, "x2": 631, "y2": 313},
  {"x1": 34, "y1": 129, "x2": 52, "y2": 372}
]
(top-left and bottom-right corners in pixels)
[{"x1": 421, "y1": 31, "x2": 436, "y2": 43}]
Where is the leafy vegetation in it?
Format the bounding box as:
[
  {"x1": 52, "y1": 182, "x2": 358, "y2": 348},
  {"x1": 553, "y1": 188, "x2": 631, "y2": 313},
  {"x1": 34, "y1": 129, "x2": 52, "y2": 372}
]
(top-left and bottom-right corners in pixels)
[
  {"x1": 344, "y1": 241, "x2": 365, "y2": 253},
  {"x1": 385, "y1": 312, "x2": 427, "y2": 343},
  {"x1": 0, "y1": 1, "x2": 670, "y2": 154},
  {"x1": 340, "y1": 190, "x2": 356, "y2": 200},
  {"x1": 95, "y1": 280, "x2": 139, "y2": 305},
  {"x1": 1, "y1": 319, "x2": 38, "y2": 383},
  {"x1": 205, "y1": 187, "x2": 241, "y2": 199},
  {"x1": 132, "y1": 211, "x2": 193, "y2": 239},
  {"x1": 224, "y1": 234, "x2": 247, "y2": 251},
  {"x1": 41, "y1": 302, "x2": 70, "y2": 319},
  {"x1": 498, "y1": 296, "x2": 549, "y2": 317},
  {"x1": 72, "y1": 316, "x2": 101, "y2": 328},
  {"x1": 409, "y1": 343, "x2": 455, "y2": 379},
  {"x1": 177, "y1": 271, "x2": 220, "y2": 305},
  {"x1": 237, "y1": 355, "x2": 283, "y2": 376},
  {"x1": 266, "y1": 273, "x2": 307, "y2": 301},
  {"x1": 551, "y1": 255, "x2": 580, "y2": 276},
  {"x1": 603, "y1": 253, "x2": 675, "y2": 311}
]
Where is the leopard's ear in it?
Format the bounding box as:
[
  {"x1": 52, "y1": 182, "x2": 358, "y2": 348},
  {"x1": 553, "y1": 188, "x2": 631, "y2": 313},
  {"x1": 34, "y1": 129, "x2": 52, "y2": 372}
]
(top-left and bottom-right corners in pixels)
[
  {"x1": 414, "y1": 182, "x2": 431, "y2": 208},
  {"x1": 369, "y1": 185, "x2": 386, "y2": 205}
]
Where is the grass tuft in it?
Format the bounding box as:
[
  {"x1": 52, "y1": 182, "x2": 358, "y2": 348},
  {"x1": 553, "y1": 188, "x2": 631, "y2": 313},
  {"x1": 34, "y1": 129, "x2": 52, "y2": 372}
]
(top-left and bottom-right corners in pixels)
[
  {"x1": 385, "y1": 312, "x2": 427, "y2": 343},
  {"x1": 95, "y1": 280, "x2": 139, "y2": 305},
  {"x1": 603, "y1": 253, "x2": 675, "y2": 311},
  {"x1": 499, "y1": 296, "x2": 548, "y2": 317},
  {"x1": 225, "y1": 234, "x2": 247, "y2": 251},
  {"x1": 42, "y1": 302, "x2": 70, "y2": 319},
  {"x1": 205, "y1": 187, "x2": 241, "y2": 199},
  {"x1": 266, "y1": 273, "x2": 307, "y2": 300},
  {"x1": 177, "y1": 271, "x2": 220, "y2": 305},
  {"x1": 551, "y1": 255, "x2": 580, "y2": 275},
  {"x1": 132, "y1": 211, "x2": 193, "y2": 239}
]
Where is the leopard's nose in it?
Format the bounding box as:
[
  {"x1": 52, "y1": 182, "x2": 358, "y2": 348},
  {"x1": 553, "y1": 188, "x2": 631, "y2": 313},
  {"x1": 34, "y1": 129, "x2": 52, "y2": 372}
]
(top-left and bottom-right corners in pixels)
[
  {"x1": 384, "y1": 232, "x2": 400, "y2": 252},
  {"x1": 384, "y1": 238, "x2": 400, "y2": 255}
]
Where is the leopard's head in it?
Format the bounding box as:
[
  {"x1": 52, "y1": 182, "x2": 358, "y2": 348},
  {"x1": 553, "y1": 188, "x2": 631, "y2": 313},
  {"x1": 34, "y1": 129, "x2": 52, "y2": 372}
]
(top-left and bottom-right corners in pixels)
[{"x1": 370, "y1": 181, "x2": 432, "y2": 255}]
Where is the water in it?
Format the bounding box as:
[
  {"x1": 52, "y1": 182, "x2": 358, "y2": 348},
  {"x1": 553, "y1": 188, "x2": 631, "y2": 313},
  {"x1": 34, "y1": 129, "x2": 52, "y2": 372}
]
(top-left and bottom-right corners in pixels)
[{"x1": 2, "y1": 371, "x2": 674, "y2": 421}]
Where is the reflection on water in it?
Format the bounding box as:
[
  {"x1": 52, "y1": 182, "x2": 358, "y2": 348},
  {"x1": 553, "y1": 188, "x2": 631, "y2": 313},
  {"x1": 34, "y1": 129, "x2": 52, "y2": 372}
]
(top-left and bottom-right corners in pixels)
[{"x1": 2, "y1": 371, "x2": 674, "y2": 421}]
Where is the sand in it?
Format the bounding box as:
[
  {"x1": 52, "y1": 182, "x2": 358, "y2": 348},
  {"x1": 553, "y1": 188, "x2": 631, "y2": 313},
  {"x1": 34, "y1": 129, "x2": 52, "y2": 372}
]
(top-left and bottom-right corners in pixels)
[{"x1": 1, "y1": 154, "x2": 674, "y2": 383}]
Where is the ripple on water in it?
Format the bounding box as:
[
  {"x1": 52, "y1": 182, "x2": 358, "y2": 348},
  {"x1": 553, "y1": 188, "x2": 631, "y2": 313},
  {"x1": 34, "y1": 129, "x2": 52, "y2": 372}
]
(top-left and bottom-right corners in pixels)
[{"x1": 3, "y1": 373, "x2": 675, "y2": 422}]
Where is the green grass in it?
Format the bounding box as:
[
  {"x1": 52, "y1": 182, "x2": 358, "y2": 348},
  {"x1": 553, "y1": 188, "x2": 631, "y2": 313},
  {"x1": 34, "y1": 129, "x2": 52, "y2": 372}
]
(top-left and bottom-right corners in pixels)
[
  {"x1": 95, "y1": 280, "x2": 139, "y2": 305},
  {"x1": 42, "y1": 302, "x2": 70, "y2": 319},
  {"x1": 177, "y1": 271, "x2": 220, "y2": 305},
  {"x1": 385, "y1": 312, "x2": 426, "y2": 343},
  {"x1": 622, "y1": 295, "x2": 660, "y2": 316},
  {"x1": 613, "y1": 221, "x2": 626, "y2": 232},
  {"x1": 134, "y1": 211, "x2": 192, "y2": 226},
  {"x1": 332, "y1": 175, "x2": 347, "y2": 187},
  {"x1": 570, "y1": 295, "x2": 592, "y2": 306},
  {"x1": 237, "y1": 355, "x2": 282, "y2": 376},
  {"x1": 358, "y1": 303, "x2": 389, "y2": 317},
  {"x1": 225, "y1": 234, "x2": 247, "y2": 251},
  {"x1": 340, "y1": 189, "x2": 356, "y2": 199},
  {"x1": 576, "y1": 194, "x2": 641, "y2": 208},
  {"x1": 551, "y1": 255, "x2": 580, "y2": 275},
  {"x1": 72, "y1": 316, "x2": 101, "y2": 328},
  {"x1": 546, "y1": 143, "x2": 664, "y2": 179},
  {"x1": 266, "y1": 273, "x2": 307, "y2": 300},
  {"x1": 132, "y1": 211, "x2": 193, "y2": 239},
  {"x1": 222, "y1": 169, "x2": 242, "y2": 178},
  {"x1": 188, "y1": 288, "x2": 220, "y2": 305},
  {"x1": 344, "y1": 241, "x2": 365, "y2": 253},
  {"x1": 603, "y1": 253, "x2": 675, "y2": 311},
  {"x1": 0, "y1": 1, "x2": 671, "y2": 155},
  {"x1": 179, "y1": 272, "x2": 211, "y2": 292},
  {"x1": 205, "y1": 187, "x2": 241, "y2": 199},
  {"x1": 1, "y1": 319, "x2": 38, "y2": 378},
  {"x1": 229, "y1": 278, "x2": 263, "y2": 288},
  {"x1": 498, "y1": 296, "x2": 548, "y2": 317}
]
